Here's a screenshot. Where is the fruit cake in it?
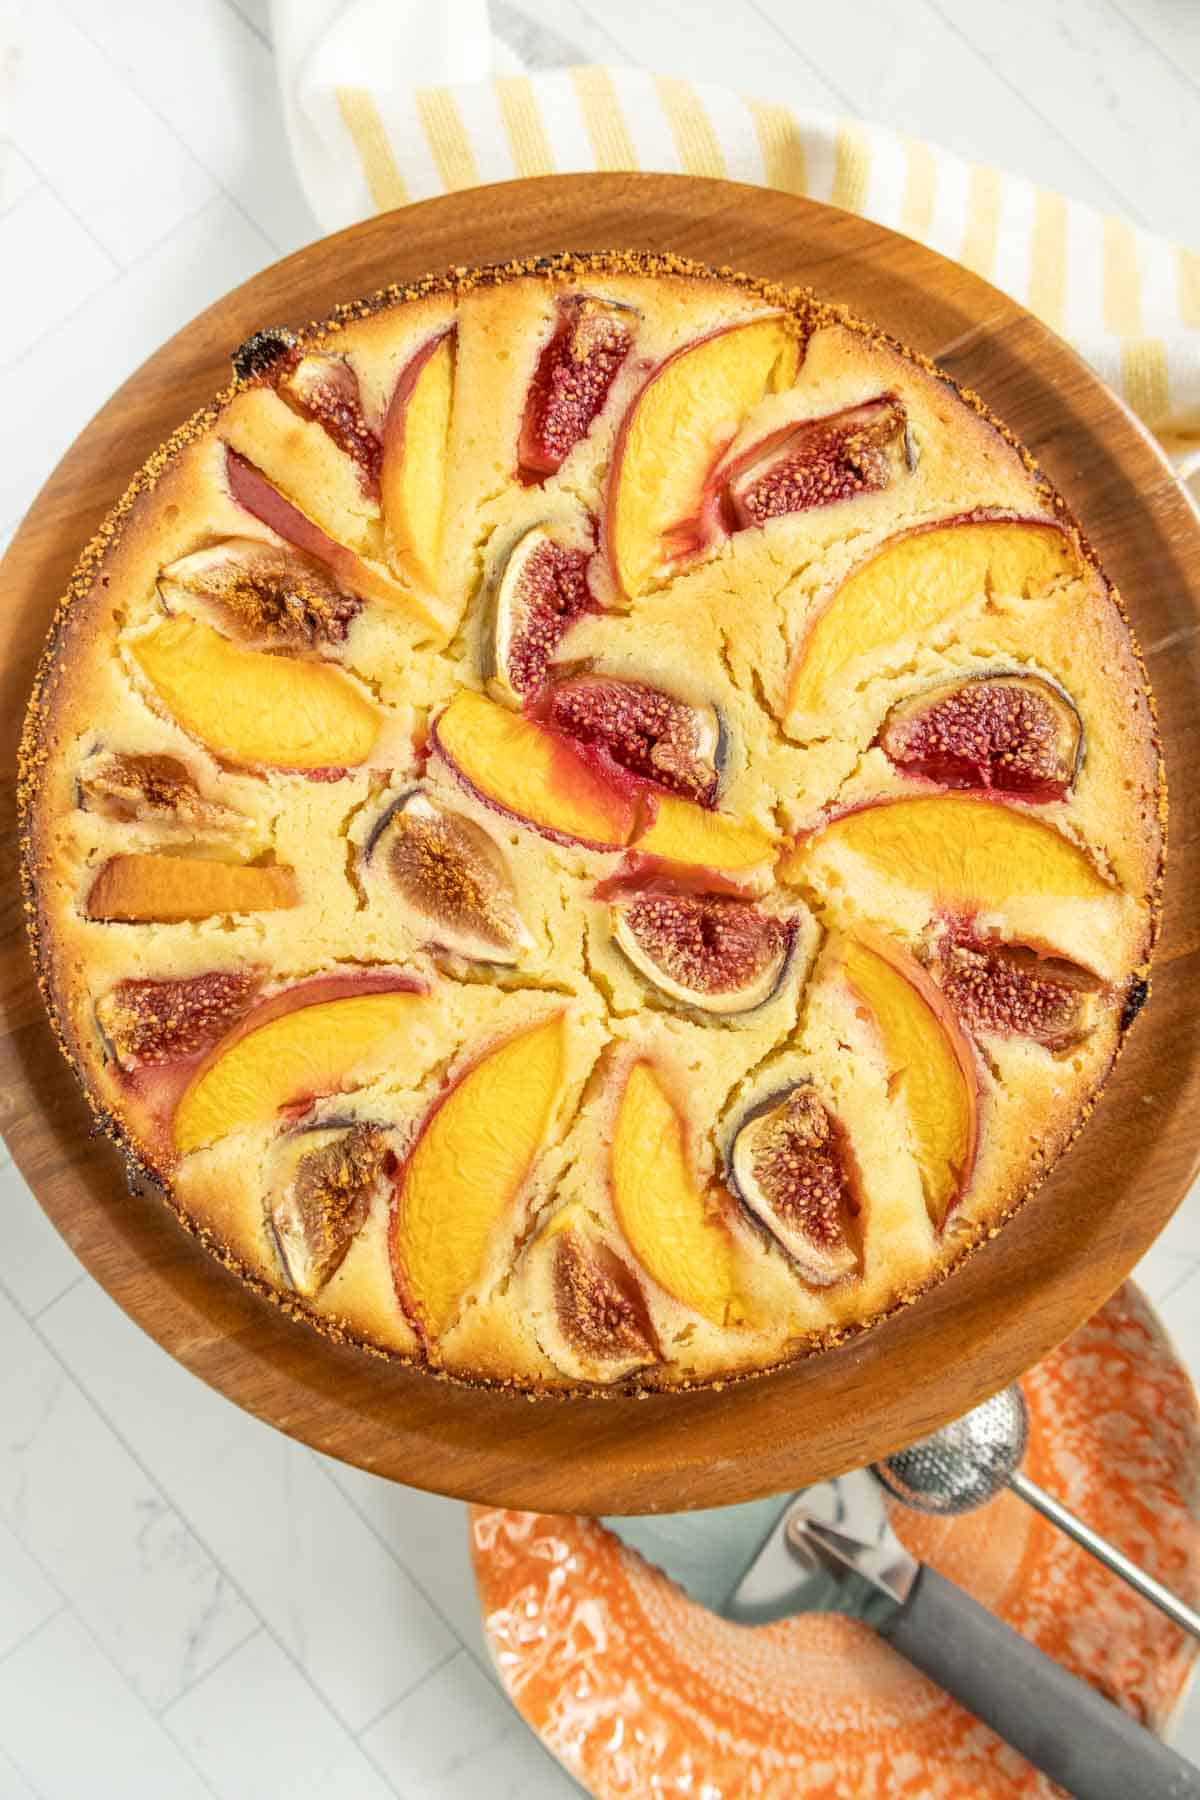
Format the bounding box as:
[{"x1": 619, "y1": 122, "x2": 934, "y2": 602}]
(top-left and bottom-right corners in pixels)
[{"x1": 19, "y1": 251, "x2": 1163, "y2": 1392}]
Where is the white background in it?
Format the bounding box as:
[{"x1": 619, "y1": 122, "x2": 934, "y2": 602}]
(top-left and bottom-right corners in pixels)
[{"x1": 1, "y1": 2, "x2": 1199, "y2": 1794}]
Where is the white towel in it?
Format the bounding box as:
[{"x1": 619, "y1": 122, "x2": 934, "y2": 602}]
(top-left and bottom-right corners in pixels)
[{"x1": 272, "y1": 0, "x2": 1200, "y2": 491}]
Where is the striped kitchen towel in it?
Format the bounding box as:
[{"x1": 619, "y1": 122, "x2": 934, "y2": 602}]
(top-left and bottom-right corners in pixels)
[{"x1": 273, "y1": 0, "x2": 1200, "y2": 491}]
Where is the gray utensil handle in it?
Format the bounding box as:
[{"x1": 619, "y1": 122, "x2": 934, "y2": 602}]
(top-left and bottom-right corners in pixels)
[{"x1": 881, "y1": 1566, "x2": 1200, "y2": 1799}]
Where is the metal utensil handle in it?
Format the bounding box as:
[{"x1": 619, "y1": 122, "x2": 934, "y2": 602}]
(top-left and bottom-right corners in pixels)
[
  {"x1": 882, "y1": 1566, "x2": 1200, "y2": 1800},
  {"x1": 1009, "y1": 1470, "x2": 1200, "y2": 1642}
]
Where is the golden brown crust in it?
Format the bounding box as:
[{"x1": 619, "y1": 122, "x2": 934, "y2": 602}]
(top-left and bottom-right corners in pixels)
[{"x1": 19, "y1": 251, "x2": 1165, "y2": 1396}]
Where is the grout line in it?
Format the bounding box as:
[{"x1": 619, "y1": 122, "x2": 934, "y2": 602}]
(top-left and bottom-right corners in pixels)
[
  {"x1": 17, "y1": 1283, "x2": 450, "y2": 1747},
  {"x1": 0, "y1": 154, "x2": 119, "y2": 273},
  {"x1": 220, "y1": 0, "x2": 272, "y2": 52},
  {"x1": 353, "y1": 1643, "x2": 461, "y2": 1741},
  {"x1": 311, "y1": 1452, "x2": 496, "y2": 1686},
  {"x1": 57, "y1": 5, "x2": 294, "y2": 261},
  {"x1": 746, "y1": 0, "x2": 857, "y2": 110},
  {"x1": 0, "y1": 1604, "x2": 68, "y2": 1675},
  {"x1": 30, "y1": 1273, "x2": 86, "y2": 1323},
  {"x1": 924, "y1": 0, "x2": 1149, "y2": 228},
  {"x1": 0, "y1": 189, "x2": 218, "y2": 384},
  {"x1": 1157, "y1": 1259, "x2": 1200, "y2": 1308}
]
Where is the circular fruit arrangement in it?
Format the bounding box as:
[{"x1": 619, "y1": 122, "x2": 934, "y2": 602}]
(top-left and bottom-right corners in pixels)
[{"x1": 20, "y1": 253, "x2": 1163, "y2": 1391}]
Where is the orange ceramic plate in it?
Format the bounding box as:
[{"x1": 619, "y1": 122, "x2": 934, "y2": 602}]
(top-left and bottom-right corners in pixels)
[{"x1": 472, "y1": 1284, "x2": 1200, "y2": 1797}]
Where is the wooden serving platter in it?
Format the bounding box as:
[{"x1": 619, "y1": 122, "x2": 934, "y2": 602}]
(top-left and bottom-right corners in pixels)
[{"x1": 2, "y1": 174, "x2": 1199, "y2": 1515}]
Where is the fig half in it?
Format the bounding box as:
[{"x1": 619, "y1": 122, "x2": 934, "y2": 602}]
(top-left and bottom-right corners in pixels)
[
  {"x1": 158, "y1": 538, "x2": 361, "y2": 648},
  {"x1": 545, "y1": 674, "x2": 725, "y2": 806},
  {"x1": 267, "y1": 1122, "x2": 389, "y2": 1297},
  {"x1": 879, "y1": 672, "x2": 1082, "y2": 800},
  {"x1": 611, "y1": 891, "x2": 793, "y2": 1015},
  {"x1": 365, "y1": 789, "x2": 532, "y2": 964},
  {"x1": 488, "y1": 523, "x2": 593, "y2": 705},
  {"x1": 934, "y1": 932, "x2": 1103, "y2": 1050},
  {"x1": 527, "y1": 1204, "x2": 660, "y2": 1384},
  {"x1": 727, "y1": 1085, "x2": 860, "y2": 1284}
]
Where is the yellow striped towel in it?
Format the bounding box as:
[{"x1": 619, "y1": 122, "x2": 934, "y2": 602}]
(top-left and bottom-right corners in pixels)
[{"x1": 273, "y1": 29, "x2": 1200, "y2": 495}]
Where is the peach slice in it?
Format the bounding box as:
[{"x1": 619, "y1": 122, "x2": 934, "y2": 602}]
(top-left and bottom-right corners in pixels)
[
  {"x1": 173, "y1": 976, "x2": 427, "y2": 1155},
  {"x1": 432, "y1": 689, "x2": 637, "y2": 850},
  {"x1": 611, "y1": 1061, "x2": 746, "y2": 1326},
  {"x1": 487, "y1": 524, "x2": 593, "y2": 705},
  {"x1": 158, "y1": 539, "x2": 361, "y2": 649},
  {"x1": 611, "y1": 891, "x2": 793, "y2": 1013},
  {"x1": 391, "y1": 1014, "x2": 566, "y2": 1340},
  {"x1": 841, "y1": 931, "x2": 978, "y2": 1228},
  {"x1": 518, "y1": 295, "x2": 635, "y2": 482},
  {"x1": 878, "y1": 672, "x2": 1082, "y2": 800},
  {"x1": 225, "y1": 447, "x2": 433, "y2": 626},
  {"x1": 274, "y1": 353, "x2": 382, "y2": 498},
  {"x1": 528, "y1": 1202, "x2": 660, "y2": 1382},
  {"x1": 607, "y1": 315, "x2": 801, "y2": 598},
  {"x1": 727, "y1": 1085, "x2": 861, "y2": 1284},
  {"x1": 433, "y1": 689, "x2": 774, "y2": 867},
  {"x1": 131, "y1": 614, "x2": 380, "y2": 771},
  {"x1": 780, "y1": 794, "x2": 1113, "y2": 906},
  {"x1": 785, "y1": 516, "x2": 1077, "y2": 725},
  {"x1": 634, "y1": 794, "x2": 777, "y2": 872},
  {"x1": 381, "y1": 329, "x2": 454, "y2": 596},
  {"x1": 267, "y1": 1122, "x2": 390, "y2": 1297},
  {"x1": 85, "y1": 855, "x2": 298, "y2": 923}
]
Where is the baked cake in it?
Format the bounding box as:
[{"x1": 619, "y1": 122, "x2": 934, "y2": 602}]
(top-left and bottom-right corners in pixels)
[{"x1": 20, "y1": 252, "x2": 1164, "y2": 1391}]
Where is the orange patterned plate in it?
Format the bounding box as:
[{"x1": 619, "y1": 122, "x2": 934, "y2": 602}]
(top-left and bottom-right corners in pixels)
[{"x1": 471, "y1": 1284, "x2": 1200, "y2": 1797}]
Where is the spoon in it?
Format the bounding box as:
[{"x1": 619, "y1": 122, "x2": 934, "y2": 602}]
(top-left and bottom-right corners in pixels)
[{"x1": 875, "y1": 1383, "x2": 1200, "y2": 1641}]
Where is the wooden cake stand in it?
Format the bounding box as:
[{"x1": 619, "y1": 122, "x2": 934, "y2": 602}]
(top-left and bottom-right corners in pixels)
[{"x1": 2, "y1": 174, "x2": 1198, "y2": 1513}]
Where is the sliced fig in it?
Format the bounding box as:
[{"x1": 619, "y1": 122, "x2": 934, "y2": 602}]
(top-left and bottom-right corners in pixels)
[
  {"x1": 488, "y1": 524, "x2": 593, "y2": 704},
  {"x1": 158, "y1": 539, "x2": 361, "y2": 648},
  {"x1": 95, "y1": 968, "x2": 264, "y2": 1070},
  {"x1": 879, "y1": 673, "x2": 1082, "y2": 799},
  {"x1": 530, "y1": 1204, "x2": 660, "y2": 1383},
  {"x1": 518, "y1": 295, "x2": 636, "y2": 483},
  {"x1": 727, "y1": 1085, "x2": 860, "y2": 1285},
  {"x1": 544, "y1": 675, "x2": 724, "y2": 805},
  {"x1": 612, "y1": 891, "x2": 792, "y2": 1015},
  {"x1": 267, "y1": 1122, "x2": 389, "y2": 1297},
  {"x1": 934, "y1": 932, "x2": 1103, "y2": 1049},
  {"x1": 274, "y1": 352, "x2": 382, "y2": 497},
  {"x1": 722, "y1": 395, "x2": 910, "y2": 530},
  {"x1": 365, "y1": 789, "x2": 531, "y2": 963},
  {"x1": 77, "y1": 750, "x2": 245, "y2": 832}
]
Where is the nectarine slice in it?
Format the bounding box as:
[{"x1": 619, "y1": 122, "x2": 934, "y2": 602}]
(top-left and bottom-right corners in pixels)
[
  {"x1": 381, "y1": 329, "x2": 454, "y2": 596},
  {"x1": 225, "y1": 448, "x2": 432, "y2": 624},
  {"x1": 785, "y1": 517, "x2": 1077, "y2": 724},
  {"x1": 841, "y1": 931, "x2": 978, "y2": 1227},
  {"x1": 173, "y1": 982, "x2": 427, "y2": 1154},
  {"x1": 634, "y1": 793, "x2": 777, "y2": 872},
  {"x1": 608, "y1": 315, "x2": 800, "y2": 598},
  {"x1": 611, "y1": 1061, "x2": 745, "y2": 1326},
  {"x1": 781, "y1": 794, "x2": 1112, "y2": 905},
  {"x1": 391, "y1": 1014, "x2": 566, "y2": 1339},
  {"x1": 433, "y1": 689, "x2": 637, "y2": 850},
  {"x1": 131, "y1": 615, "x2": 379, "y2": 771},
  {"x1": 85, "y1": 856, "x2": 298, "y2": 923}
]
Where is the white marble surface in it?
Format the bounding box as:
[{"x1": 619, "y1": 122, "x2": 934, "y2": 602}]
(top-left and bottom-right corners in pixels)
[{"x1": 1, "y1": 1, "x2": 1199, "y2": 1793}]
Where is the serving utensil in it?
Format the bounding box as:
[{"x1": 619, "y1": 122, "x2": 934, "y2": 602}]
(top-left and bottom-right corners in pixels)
[{"x1": 877, "y1": 1383, "x2": 1200, "y2": 1641}]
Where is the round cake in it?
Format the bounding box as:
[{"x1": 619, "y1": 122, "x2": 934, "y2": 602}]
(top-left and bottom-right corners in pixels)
[{"x1": 20, "y1": 252, "x2": 1163, "y2": 1392}]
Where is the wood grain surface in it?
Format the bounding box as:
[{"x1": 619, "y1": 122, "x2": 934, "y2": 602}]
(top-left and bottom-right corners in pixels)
[{"x1": 2, "y1": 174, "x2": 1198, "y2": 1515}]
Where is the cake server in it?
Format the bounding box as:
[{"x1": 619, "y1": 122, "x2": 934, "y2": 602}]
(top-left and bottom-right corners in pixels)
[
  {"x1": 605, "y1": 1469, "x2": 1200, "y2": 1799},
  {"x1": 876, "y1": 1382, "x2": 1200, "y2": 1640}
]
